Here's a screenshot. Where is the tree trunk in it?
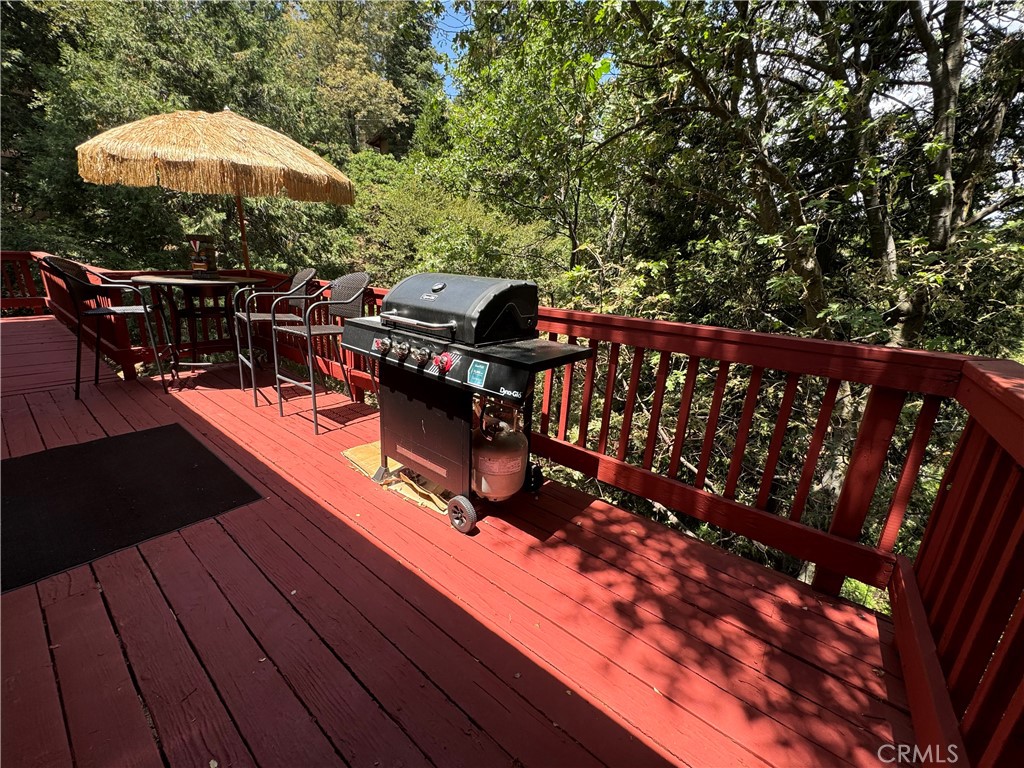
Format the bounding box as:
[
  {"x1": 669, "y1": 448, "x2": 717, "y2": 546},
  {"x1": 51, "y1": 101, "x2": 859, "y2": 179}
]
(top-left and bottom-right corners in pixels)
[{"x1": 912, "y1": 0, "x2": 966, "y2": 253}]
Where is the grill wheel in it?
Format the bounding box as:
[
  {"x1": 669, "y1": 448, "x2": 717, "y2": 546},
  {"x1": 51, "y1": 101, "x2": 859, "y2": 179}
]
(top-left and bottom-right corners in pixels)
[{"x1": 447, "y1": 495, "x2": 477, "y2": 534}]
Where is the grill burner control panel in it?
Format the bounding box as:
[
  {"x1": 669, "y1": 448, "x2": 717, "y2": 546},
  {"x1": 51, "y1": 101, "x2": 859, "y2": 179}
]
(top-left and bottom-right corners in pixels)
[
  {"x1": 343, "y1": 316, "x2": 592, "y2": 405},
  {"x1": 346, "y1": 318, "x2": 536, "y2": 402}
]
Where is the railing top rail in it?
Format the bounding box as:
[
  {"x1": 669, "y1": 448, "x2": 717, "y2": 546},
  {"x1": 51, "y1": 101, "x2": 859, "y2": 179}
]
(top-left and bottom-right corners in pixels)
[
  {"x1": 957, "y1": 359, "x2": 1024, "y2": 465},
  {"x1": 2, "y1": 250, "x2": 54, "y2": 261},
  {"x1": 356, "y1": 280, "x2": 975, "y2": 395},
  {"x1": 538, "y1": 306, "x2": 971, "y2": 396}
]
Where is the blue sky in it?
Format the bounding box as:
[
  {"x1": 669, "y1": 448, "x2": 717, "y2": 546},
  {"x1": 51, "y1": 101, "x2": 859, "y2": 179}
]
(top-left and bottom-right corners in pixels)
[{"x1": 431, "y1": 2, "x2": 472, "y2": 98}]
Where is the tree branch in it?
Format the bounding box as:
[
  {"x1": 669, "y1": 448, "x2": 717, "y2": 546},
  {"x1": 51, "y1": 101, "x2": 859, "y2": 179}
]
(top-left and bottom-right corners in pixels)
[{"x1": 961, "y1": 193, "x2": 1024, "y2": 228}]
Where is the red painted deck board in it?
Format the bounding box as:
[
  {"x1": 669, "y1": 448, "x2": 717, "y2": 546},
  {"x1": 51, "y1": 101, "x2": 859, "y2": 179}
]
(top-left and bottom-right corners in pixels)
[
  {"x1": 0, "y1": 586, "x2": 74, "y2": 768},
  {"x1": 92, "y1": 548, "x2": 256, "y2": 768},
  {"x1": 37, "y1": 567, "x2": 163, "y2": 768},
  {"x1": 140, "y1": 533, "x2": 345, "y2": 768},
  {"x1": 1, "y1": 315, "x2": 913, "y2": 768},
  {"x1": 178, "y1": 518, "x2": 436, "y2": 768},
  {"x1": 0, "y1": 316, "x2": 117, "y2": 395}
]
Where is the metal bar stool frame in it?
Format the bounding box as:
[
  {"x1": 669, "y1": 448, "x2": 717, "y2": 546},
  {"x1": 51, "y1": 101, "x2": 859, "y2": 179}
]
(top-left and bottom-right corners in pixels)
[
  {"x1": 40, "y1": 256, "x2": 175, "y2": 399},
  {"x1": 272, "y1": 272, "x2": 370, "y2": 434},
  {"x1": 232, "y1": 268, "x2": 316, "y2": 406}
]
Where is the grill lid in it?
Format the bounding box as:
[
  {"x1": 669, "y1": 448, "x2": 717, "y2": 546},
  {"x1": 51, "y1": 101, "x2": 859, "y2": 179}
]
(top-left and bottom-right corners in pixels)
[{"x1": 381, "y1": 273, "x2": 538, "y2": 345}]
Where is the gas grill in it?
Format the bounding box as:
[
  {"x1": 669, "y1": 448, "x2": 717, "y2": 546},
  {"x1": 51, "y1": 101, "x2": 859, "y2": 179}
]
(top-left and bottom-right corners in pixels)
[{"x1": 342, "y1": 273, "x2": 593, "y2": 533}]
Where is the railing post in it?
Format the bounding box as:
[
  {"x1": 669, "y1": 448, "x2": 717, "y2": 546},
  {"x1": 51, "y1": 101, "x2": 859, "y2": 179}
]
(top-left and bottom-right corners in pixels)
[{"x1": 812, "y1": 386, "x2": 906, "y2": 595}]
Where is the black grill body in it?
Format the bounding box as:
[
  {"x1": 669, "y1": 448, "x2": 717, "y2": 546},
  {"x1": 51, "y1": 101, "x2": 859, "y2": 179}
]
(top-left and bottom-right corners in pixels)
[
  {"x1": 380, "y1": 273, "x2": 538, "y2": 345},
  {"x1": 342, "y1": 273, "x2": 593, "y2": 512}
]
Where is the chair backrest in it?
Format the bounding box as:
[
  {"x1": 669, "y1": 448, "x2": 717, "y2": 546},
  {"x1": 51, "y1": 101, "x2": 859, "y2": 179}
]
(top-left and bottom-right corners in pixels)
[
  {"x1": 328, "y1": 272, "x2": 370, "y2": 319},
  {"x1": 286, "y1": 267, "x2": 317, "y2": 309},
  {"x1": 41, "y1": 256, "x2": 104, "y2": 306}
]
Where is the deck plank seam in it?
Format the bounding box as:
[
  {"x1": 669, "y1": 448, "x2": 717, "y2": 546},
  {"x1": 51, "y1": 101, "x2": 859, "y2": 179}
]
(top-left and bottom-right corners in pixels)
[
  {"x1": 35, "y1": 582, "x2": 79, "y2": 768},
  {"x1": 90, "y1": 561, "x2": 173, "y2": 768},
  {"x1": 93, "y1": 547, "x2": 259, "y2": 768},
  {"x1": 170, "y1": 528, "x2": 362, "y2": 768},
  {"x1": 136, "y1": 533, "x2": 347, "y2": 768}
]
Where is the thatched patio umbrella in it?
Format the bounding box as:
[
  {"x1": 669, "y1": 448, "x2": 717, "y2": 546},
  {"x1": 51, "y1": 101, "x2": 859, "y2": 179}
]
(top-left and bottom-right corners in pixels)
[{"x1": 76, "y1": 109, "x2": 355, "y2": 271}]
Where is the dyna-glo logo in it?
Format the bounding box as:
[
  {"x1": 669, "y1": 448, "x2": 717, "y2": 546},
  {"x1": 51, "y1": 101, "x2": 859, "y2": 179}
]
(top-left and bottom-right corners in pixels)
[{"x1": 500, "y1": 386, "x2": 522, "y2": 399}]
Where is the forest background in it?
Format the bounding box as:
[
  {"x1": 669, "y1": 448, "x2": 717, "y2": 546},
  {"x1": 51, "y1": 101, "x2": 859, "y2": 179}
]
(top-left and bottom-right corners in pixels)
[{"x1": 3, "y1": 0, "x2": 1023, "y2": 602}]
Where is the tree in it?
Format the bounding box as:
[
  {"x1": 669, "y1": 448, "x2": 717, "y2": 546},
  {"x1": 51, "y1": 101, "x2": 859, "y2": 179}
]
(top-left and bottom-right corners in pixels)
[
  {"x1": 449, "y1": 0, "x2": 1023, "y2": 353},
  {"x1": 615, "y1": 1, "x2": 1023, "y2": 346},
  {"x1": 450, "y1": 3, "x2": 622, "y2": 277},
  {"x1": 1, "y1": 0, "x2": 441, "y2": 275}
]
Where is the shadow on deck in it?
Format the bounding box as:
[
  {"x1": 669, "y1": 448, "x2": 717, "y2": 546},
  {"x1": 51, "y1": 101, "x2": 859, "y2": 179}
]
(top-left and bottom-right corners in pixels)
[{"x1": 1, "y1": 316, "x2": 912, "y2": 768}]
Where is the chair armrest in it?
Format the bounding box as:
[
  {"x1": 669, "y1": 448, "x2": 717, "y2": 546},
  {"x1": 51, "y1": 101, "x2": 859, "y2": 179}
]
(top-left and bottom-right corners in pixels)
[
  {"x1": 90, "y1": 279, "x2": 151, "y2": 305},
  {"x1": 234, "y1": 274, "x2": 297, "y2": 311},
  {"x1": 91, "y1": 272, "x2": 134, "y2": 285},
  {"x1": 234, "y1": 285, "x2": 256, "y2": 312},
  {"x1": 269, "y1": 285, "x2": 326, "y2": 323},
  {"x1": 243, "y1": 288, "x2": 299, "y2": 313},
  {"x1": 303, "y1": 298, "x2": 343, "y2": 325},
  {"x1": 303, "y1": 292, "x2": 364, "y2": 325}
]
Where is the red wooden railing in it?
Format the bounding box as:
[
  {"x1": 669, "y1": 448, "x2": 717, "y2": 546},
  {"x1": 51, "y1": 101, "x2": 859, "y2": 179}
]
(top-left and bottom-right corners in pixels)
[
  {"x1": 889, "y1": 360, "x2": 1023, "y2": 768},
  {"x1": 528, "y1": 308, "x2": 1023, "y2": 768},
  {"x1": 14, "y1": 252, "x2": 1024, "y2": 767},
  {"x1": 530, "y1": 308, "x2": 969, "y2": 594},
  {"x1": 1, "y1": 251, "x2": 47, "y2": 315}
]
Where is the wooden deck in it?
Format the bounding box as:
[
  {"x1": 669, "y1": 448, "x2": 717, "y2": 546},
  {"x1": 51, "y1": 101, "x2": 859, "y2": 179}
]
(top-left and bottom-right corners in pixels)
[{"x1": 1, "y1": 316, "x2": 915, "y2": 768}]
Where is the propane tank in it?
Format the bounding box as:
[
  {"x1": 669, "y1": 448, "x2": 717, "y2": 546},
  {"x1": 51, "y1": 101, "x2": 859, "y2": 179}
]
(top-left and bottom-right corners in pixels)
[{"x1": 472, "y1": 402, "x2": 529, "y2": 501}]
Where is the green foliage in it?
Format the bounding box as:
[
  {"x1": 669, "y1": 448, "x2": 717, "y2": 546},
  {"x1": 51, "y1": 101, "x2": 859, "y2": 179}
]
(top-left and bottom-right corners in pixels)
[
  {"x1": 346, "y1": 150, "x2": 564, "y2": 290},
  {"x1": 1, "y1": 0, "x2": 439, "y2": 274}
]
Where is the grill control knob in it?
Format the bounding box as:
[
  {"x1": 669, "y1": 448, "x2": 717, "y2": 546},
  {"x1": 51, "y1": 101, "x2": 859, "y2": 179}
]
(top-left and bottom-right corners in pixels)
[
  {"x1": 394, "y1": 341, "x2": 410, "y2": 358},
  {"x1": 373, "y1": 337, "x2": 392, "y2": 354},
  {"x1": 411, "y1": 346, "x2": 431, "y2": 364},
  {"x1": 434, "y1": 352, "x2": 454, "y2": 373}
]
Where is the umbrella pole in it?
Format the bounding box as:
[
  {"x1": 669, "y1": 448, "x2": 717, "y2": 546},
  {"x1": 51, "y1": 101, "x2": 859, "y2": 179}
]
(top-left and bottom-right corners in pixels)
[{"x1": 234, "y1": 193, "x2": 251, "y2": 273}]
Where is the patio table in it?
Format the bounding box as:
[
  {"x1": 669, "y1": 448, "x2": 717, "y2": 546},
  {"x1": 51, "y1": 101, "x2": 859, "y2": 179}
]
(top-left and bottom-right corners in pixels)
[{"x1": 131, "y1": 274, "x2": 265, "y2": 364}]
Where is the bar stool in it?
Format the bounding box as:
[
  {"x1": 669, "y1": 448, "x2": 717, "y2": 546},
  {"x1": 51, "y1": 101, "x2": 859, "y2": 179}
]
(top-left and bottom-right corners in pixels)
[
  {"x1": 233, "y1": 267, "x2": 316, "y2": 406},
  {"x1": 273, "y1": 272, "x2": 370, "y2": 434},
  {"x1": 40, "y1": 256, "x2": 173, "y2": 398}
]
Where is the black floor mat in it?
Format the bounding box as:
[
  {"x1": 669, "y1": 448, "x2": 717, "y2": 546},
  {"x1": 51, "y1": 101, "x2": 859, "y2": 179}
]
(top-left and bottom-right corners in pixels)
[{"x1": 1, "y1": 424, "x2": 261, "y2": 591}]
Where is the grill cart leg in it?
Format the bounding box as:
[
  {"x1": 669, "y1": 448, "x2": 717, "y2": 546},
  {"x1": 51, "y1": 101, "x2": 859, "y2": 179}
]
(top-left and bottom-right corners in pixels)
[
  {"x1": 372, "y1": 451, "x2": 390, "y2": 484},
  {"x1": 525, "y1": 461, "x2": 544, "y2": 493}
]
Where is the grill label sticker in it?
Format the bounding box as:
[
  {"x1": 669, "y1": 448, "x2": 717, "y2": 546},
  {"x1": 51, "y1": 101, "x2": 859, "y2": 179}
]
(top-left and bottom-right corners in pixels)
[{"x1": 466, "y1": 360, "x2": 490, "y2": 388}]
